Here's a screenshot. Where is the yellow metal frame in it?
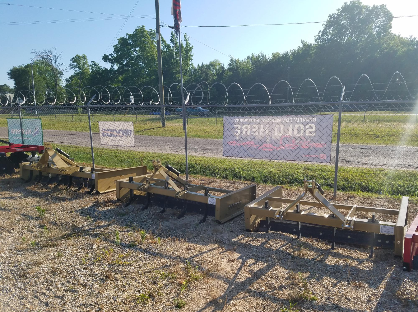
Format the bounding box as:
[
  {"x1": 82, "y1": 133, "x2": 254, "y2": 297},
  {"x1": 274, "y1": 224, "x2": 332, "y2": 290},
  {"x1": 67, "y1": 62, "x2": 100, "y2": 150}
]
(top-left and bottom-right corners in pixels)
[
  {"x1": 19, "y1": 144, "x2": 148, "y2": 193},
  {"x1": 21, "y1": 162, "x2": 147, "y2": 193},
  {"x1": 116, "y1": 161, "x2": 256, "y2": 223},
  {"x1": 245, "y1": 185, "x2": 409, "y2": 256}
]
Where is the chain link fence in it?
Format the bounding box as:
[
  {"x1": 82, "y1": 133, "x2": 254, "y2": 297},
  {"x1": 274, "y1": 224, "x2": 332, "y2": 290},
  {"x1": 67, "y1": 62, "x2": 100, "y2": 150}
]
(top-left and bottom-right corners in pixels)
[{"x1": 1, "y1": 74, "x2": 417, "y2": 195}]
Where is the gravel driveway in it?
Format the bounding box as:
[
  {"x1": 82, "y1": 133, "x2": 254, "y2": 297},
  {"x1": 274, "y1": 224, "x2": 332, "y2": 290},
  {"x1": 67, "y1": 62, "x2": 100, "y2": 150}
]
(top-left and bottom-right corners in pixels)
[
  {"x1": 1, "y1": 175, "x2": 417, "y2": 311},
  {"x1": 1, "y1": 128, "x2": 418, "y2": 170}
]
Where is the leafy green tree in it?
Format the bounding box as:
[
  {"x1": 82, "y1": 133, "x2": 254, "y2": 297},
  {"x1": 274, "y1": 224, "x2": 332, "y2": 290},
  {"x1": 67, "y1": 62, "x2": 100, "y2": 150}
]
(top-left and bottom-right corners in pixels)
[
  {"x1": 314, "y1": 1, "x2": 394, "y2": 84},
  {"x1": 224, "y1": 57, "x2": 253, "y2": 87},
  {"x1": 162, "y1": 32, "x2": 194, "y2": 85},
  {"x1": 190, "y1": 59, "x2": 225, "y2": 85},
  {"x1": 316, "y1": 1, "x2": 393, "y2": 46},
  {"x1": 103, "y1": 26, "x2": 158, "y2": 86},
  {"x1": 66, "y1": 54, "x2": 90, "y2": 89},
  {"x1": 8, "y1": 59, "x2": 57, "y2": 104},
  {"x1": 287, "y1": 41, "x2": 319, "y2": 85},
  {"x1": 0, "y1": 84, "x2": 13, "y2": 94},
  {"x1": 32, "y1": 49, "x2": 65, "y2": 99},
  {"x1": 88, "y1": 61, "x2": 114, "y2": 87}
]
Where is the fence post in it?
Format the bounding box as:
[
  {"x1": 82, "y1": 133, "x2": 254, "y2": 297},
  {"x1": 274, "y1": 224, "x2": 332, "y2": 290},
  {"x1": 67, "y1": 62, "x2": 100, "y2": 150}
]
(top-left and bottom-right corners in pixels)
[
  {"x1": 18, "y1": 105, "x2": 24, "y2": 144},
  {"x1": 178, "y1": 28, "x2": 188, "y2": 181},
  {"x1": 87, "y1": 96, "x2": 96, "y2": 172},
  {"x1": 333, "y1": 86, "x2": 345, "y2": 200}
]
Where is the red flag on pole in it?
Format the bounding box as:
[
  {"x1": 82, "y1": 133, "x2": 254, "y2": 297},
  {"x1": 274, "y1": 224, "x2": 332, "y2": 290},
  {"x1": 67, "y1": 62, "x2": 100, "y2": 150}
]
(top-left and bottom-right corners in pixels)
[{"x1": 171, "y1": 0, "x2": 182, "y2": 34}]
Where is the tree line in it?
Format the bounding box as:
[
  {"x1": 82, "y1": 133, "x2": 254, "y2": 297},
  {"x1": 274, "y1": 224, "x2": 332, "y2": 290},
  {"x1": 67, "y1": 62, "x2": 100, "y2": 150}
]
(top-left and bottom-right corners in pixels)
[{"x1": 5, "y1": 1, "x2": 418, "y2": 103}]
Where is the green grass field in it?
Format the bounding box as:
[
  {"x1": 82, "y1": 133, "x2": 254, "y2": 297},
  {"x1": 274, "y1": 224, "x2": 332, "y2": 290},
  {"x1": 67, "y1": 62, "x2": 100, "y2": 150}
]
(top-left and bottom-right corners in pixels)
[
  {"x1": 60, "y1": 144, "x2": 418, "y2": 197},
  {"x1": 2, "y1": 111, "x2": 418, "y2": 146}
]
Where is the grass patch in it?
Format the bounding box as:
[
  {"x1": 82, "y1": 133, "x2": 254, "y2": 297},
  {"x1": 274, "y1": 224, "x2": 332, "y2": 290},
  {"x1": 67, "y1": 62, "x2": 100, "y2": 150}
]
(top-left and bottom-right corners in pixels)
[
  {"x1": 35, "y1": 205, "x2": 46, "y2": 218},
  {"x1": 174, "y1": 298, "x2": 186, "y2": 309},
  {"x1": 55, "y1": 144, "x2": 418, "y2": 197},
  {"x1": 0, "y1": 113, "x2": 222, "y2": 139},
  {"x1": 4, "y1": 111, "x2": 418, "y2": 145}
]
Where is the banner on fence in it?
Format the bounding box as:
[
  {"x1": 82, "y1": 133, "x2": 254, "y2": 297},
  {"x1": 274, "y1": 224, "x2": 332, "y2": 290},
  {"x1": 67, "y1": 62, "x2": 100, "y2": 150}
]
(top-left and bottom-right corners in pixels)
[
  {"x1": 99, "y1": 121, "x2": 134, "y2": 147},
  {"x1": 7, "y1": 119, "x2": 43, "y2": 146},
  {"x1": 223, "y1": 115, "x2": 333, "y2": 163}
]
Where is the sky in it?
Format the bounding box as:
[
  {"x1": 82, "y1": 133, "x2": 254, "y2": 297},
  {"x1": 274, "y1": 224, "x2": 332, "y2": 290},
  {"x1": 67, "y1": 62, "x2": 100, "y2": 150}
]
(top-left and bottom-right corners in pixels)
[{"x1": 0, "y1": 0, "x2": 417, "y2": 87}]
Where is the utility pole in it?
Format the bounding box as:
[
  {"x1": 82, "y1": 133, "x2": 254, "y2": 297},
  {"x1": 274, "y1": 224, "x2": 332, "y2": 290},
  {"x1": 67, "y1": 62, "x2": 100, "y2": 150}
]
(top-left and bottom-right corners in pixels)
[{"x1": 155, "y1": 0, "x2": 165, "y2": 127}]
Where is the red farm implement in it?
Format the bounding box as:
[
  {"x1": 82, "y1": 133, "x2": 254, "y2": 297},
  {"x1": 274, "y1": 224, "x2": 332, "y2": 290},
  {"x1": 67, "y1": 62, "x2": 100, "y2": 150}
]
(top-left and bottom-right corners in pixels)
[
  {"x1": 403, "y1": 213, "x2": 418, "y2": 271},
  {"x1": 0, "y1": 139, "x2": 44, "y2": 175}
]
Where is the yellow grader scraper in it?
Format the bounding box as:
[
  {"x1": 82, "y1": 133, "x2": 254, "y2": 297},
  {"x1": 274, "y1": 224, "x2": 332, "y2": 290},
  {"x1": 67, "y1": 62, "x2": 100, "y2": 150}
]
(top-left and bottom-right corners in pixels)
[
  {"x1": 20, "y1": 144, "x2": 147, "y2": 193},
  {"x1": 116, "y1": 160, "x2": 256, "y2": 223},
  {"x1": 245, "y1": 180, "x2": 409, "y2": 257}
]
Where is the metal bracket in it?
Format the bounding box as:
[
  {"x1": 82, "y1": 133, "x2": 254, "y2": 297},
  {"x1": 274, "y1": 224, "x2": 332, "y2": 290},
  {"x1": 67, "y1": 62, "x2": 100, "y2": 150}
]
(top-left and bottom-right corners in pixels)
[{"x1": 275, "y1": 179, "x2": 356, "y2": 229}]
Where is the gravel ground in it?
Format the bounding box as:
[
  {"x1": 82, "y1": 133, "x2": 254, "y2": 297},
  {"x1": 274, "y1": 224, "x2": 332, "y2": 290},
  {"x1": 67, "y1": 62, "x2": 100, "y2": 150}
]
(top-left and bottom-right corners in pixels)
[
  {"x1": 2, "y1": 127, "x2": 418, "y2": 170},
  {"x1": 1, "y1": 173, "x2": 418, "y2": 311}
]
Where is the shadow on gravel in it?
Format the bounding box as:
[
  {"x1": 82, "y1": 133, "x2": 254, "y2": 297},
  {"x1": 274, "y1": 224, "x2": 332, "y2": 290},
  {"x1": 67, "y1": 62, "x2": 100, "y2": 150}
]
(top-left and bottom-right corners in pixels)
[
  {"x1": 68, "y1": 192, "x2": 410, "y2": 311},
  {"x1": 6, "y1": 174, "x2": 413, "y2": 311}
]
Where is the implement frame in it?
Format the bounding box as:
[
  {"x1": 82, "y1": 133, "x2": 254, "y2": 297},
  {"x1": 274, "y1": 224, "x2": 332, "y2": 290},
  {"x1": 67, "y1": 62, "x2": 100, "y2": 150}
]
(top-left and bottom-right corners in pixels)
[
  {"x1": 116, "y1": 161, "x2": 256, "y2": 223},
  {"x1": 245, "y1": 186, "x2": 409, "y2": 257}
]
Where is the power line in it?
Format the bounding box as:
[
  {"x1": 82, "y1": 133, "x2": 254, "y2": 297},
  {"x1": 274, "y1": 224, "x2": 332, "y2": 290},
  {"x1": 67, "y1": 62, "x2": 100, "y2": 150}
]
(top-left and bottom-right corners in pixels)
[
  {"x1": 393, "y1": 15, "x2": 418, "y2": 19},
  {"x1": 187, "y1": 35, "x2": 233, "y2": 59},
  {"x1": 159, "y1": 19, "x2": 233, "y2": 60},
  {"x1": 2, "y1": 1, "x2": 416, "y2": 28},
  {"x1": 167, "y1": 14, "x2": 418, "y2": 28},
  {"x1": 0, "y1": 2, "x2": 155, "y2": 20},
  {"x1": 2, "y1": 11, "x2": 416, "y2": 28},
  {"x1": 103, "y1": 0, "x2": 141, "y2": 61},
  {"x1": 182, "y1": 21, "x2": 323, "y2": 28},
  {"x1": 3, "y1": 4, "x2": 416, "y2": 66},
  {"x1": 1, "y1": 15, "x2": 153, "y2": 26}
]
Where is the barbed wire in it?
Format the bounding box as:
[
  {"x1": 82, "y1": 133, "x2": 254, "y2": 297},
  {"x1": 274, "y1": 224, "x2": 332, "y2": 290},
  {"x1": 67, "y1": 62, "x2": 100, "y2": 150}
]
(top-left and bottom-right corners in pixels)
[{"x1": 2, "y1": 72, "x2": 415, "y2": 106}]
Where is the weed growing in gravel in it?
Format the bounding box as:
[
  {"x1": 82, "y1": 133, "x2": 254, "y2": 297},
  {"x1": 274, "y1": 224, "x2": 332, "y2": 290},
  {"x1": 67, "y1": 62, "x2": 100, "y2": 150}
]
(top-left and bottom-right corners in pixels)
[
  {"x1": 113, "y1": 253, "x2": 131, "y2": 265},
  {"x1": 93, "y1": 248, "x2": 131, "y2": 265},
  {"x1": 115, "y1": 230, "x2": 121, "y2": 245},
  {"x1": 140, "y1": 229, "x2": 147, "y2": 242},
  {"x1": 287, "y1": 272, "x2": 317, "y2": 304},
  {"x1": 174, "y1": 298, "x2": 186, "y2": 309},
  {"x1": 137, "y1": 293, "x2": 150, "y2": 304},
  {"x1": 280, "y1": 302, "x2": 299, "y2": 312},
  {"x1": 293, "y1": 242, "x2": 310, "y2": 258},
  {"x1": 95, "y1": 248, "x2": 114, "y2": 263},
  {"x1": 35, "y1": 205, "x2": 46, "y2": 218},
  {"x1": 159, "y1": 271, "x2": 177, "y2": 280},
  {"x1": 174, "y1": 260, "x2": 204, "y2": 298},
  {"x1": 30, "y1": 240, "x2": 37, "y2": 247},
  {"x1": 185, "y1": 261, "x2": 203, "y2": 282}
]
